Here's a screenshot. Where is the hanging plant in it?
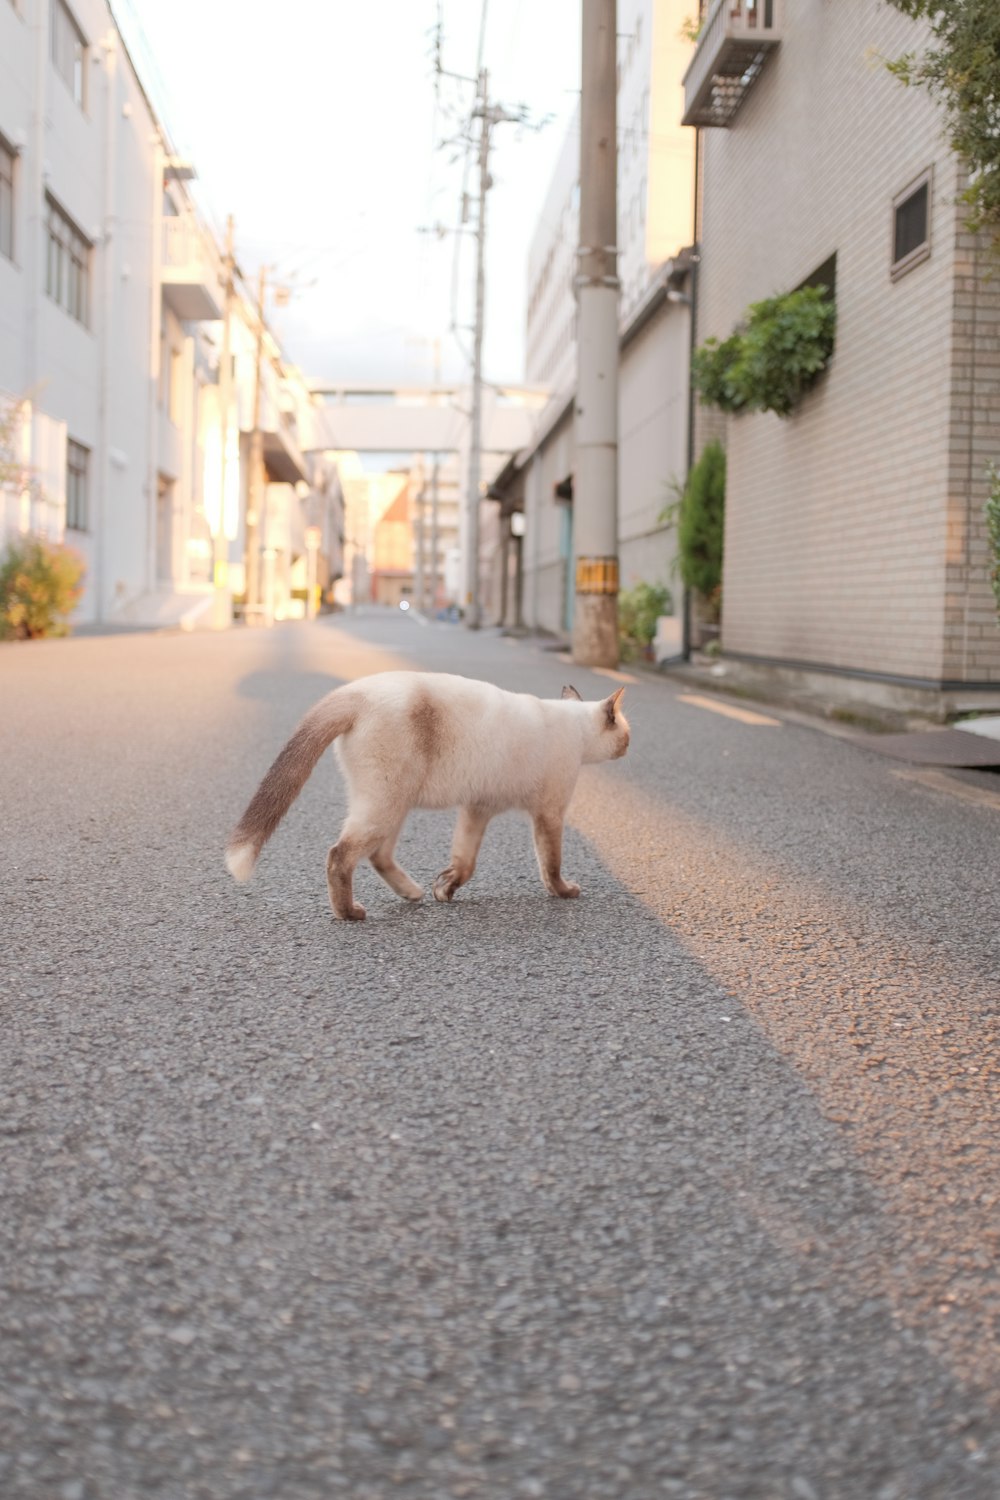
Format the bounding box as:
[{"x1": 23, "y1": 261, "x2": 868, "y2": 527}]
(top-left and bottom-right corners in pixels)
[{"x1": 693, "y1": 284, "x2": 836, "y2": 418}]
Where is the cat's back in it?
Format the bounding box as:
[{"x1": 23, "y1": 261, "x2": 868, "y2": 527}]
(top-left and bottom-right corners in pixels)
[
  {"x1": 344, "y1": 670, "x2": 547, "y2": 810},
  {"x1": 356, "y1": 669, "x2": 519, "y2": 723}
]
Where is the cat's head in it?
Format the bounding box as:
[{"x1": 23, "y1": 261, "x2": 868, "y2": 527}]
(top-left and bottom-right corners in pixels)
[{"x1": 563, "y1": 684, "x2": 631, "y2": 762}]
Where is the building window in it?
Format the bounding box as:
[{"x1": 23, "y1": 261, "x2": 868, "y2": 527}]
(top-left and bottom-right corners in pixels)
[
  {"x1": 66, "y1": 438, "x2": 89, "y2": 531},
  {"x1": 51, "y1": 0, "x2": 87, "y2": 109},
  {"x1": 0, "y1": 137, "x2": 14, "y2": 262},
  {"x1": 892, "y1": 169, "x2": 931, "y2": 280},
  {"x1": 45, "y1": 195, "x2": 90, "y2": 324}
]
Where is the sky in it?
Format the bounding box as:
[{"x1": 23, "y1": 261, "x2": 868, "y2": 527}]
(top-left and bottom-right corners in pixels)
[{"x1": 113, "y1": 0, "x2": 583, "y2": 389}]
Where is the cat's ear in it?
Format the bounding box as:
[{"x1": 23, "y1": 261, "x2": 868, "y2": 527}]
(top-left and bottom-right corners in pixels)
[
  {"x1": 602, "y1": 686, "x2": 626, "y2": 726},
  {"x1": 561, "y1": 684, "x2": 583, "y2": 701}
]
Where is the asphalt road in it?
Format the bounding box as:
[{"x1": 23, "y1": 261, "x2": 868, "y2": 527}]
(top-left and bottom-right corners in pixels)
[{"x1": 2, "y1": 608, "x2": 999, "y2": 1500}]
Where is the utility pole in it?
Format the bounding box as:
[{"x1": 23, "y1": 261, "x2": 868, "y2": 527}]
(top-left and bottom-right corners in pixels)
[
  {"x1": 430, "y1": 450, "x2": 440, "y2": 612},
  {"x1": 213, "y1": 213, "x2": 235, "y2": 629},
  {"x1": 461, "y1": 75, "x2": 531, "y2": 629},
  {"x1": 429, "y1": 336, "x2": 441, "y2": 615},
  {"x1": 573, "y1": 0, "x2": 620, "y2": 667},
  {"x1": 245, "y1": 263, "x2": 267, "y2": 621},
  {"x1": 463, "y1": 68, "x2": 490, "y2": 630},
  {"x1": 432, "y1": 23, "x2": 539, "y2": 627},
  {"x1": 414, "y1": 462, "x2": 426, "y2": 611}
]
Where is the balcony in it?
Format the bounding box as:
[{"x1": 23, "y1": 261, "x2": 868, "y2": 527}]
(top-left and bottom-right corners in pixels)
[
  {"x1": 682, "y1": 0, "x2": 783, "y2": 129},
  {"x1": 263, "y1": 409, "x2": 309, "y2": 486},
  {"x1": 161, "y1": 217, "x2": 223, "y2": 321}
]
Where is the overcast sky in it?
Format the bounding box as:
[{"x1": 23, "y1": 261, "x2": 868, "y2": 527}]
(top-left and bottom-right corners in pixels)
[{"x1": 113, "y1": 0, "x2": 582, "y2": 389}]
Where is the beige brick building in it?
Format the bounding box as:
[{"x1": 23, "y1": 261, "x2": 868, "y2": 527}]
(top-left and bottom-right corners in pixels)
[{"x1": 690, "y1": 0, "x2": 1000, "y2": 717}]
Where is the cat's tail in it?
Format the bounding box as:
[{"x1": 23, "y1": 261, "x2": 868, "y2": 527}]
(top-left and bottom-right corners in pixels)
[{"x1": 225, "y1": 687, "x2": 358, "y2": 883}]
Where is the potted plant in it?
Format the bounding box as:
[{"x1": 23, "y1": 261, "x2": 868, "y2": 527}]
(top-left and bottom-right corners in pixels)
[{"x1": 617, "y1": 581, "x2": 673, "y2": 662}]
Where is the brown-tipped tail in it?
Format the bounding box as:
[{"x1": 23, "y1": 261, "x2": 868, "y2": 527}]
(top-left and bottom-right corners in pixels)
[{"x1": 224, "y1": 689, "x2": 355, "y2": 881}]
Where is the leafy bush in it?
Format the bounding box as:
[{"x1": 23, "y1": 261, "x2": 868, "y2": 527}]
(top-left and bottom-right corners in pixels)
[
  {"x1": 664, "y1": 440, "x2": 726, "y2": 621},
  {"x1": 987, "y1": 462, "x2": 1000, "y2": 626},
  {"x1": 618, "y1": 581, "x2": 673, "y2": 660},
  {"x1": 692, "y1": 285, "x2": 836, "y2": 418},
  {"x1": 689, "y1": 333, "x2": 747, "y2": 414},
  {"x1": 0, "y1": 536, "x2": 85, "y2": 640}
]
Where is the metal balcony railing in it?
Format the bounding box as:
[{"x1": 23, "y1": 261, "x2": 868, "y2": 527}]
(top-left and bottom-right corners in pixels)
[{"x1": 682, "y1": 0, "x2": 783, "y2": 129}]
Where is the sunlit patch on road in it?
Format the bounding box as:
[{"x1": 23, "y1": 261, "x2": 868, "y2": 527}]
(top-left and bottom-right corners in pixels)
[{"x1": 571, "y1": 766, "x2": 1000, "y2": 1405}]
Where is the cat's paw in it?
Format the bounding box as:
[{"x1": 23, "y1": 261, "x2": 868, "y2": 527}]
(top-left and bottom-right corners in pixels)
[
  {"x1": 554, "y1": 880, "x2": 580, "y2": 899},
  {"x1": 336, "y1": 902, "x2": 367, "y2": 921},
  {"x1": 433, "y1": 869, "x2": 459, "y2": 902}
]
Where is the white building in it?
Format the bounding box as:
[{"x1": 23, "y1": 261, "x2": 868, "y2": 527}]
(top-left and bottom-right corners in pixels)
[{"x1": 0, "y1": 0, "x2": 341, "y2": 630}]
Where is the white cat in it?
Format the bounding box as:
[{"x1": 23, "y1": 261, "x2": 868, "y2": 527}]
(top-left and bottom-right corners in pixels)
[{"x1": 225, "y1": 670, "x2": 630, "y2": 920}]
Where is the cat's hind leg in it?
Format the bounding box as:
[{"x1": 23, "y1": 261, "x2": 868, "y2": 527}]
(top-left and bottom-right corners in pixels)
[
  {"x1": 531, "y1": 813, "x2": 580, "y2": 899},
  {"x1": 326, "y1": 815, "x2": 393, "y2": 921},
  {"x1": 433, "y1": 806, "x2": 491, "y2": 903},
  {"x1": 370, "y1": 823, "x2": 424, "y2": 903}
]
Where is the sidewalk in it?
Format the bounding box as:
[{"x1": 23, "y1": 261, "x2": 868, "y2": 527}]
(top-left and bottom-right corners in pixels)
[{"x1": 508, "y1": 626, "x2": 1000, "y2": 773}]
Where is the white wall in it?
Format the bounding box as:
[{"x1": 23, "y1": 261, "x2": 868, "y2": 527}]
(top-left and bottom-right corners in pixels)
[{"x1": 1, "y1": 0, "x2": 161, "y2": 622}]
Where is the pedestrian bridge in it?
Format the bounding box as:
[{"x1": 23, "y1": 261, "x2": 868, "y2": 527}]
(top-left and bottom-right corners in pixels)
[{"x1": 308, "y1": 381, "x2": 549, "y2": 458}]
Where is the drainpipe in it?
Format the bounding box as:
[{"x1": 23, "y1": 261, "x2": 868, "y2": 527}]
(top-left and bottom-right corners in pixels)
[{"x1": 682, "y1": 127, "x2": 701, "y2": 662}]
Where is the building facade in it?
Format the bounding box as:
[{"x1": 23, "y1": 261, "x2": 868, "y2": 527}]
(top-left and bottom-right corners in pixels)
[
  {"x1": 688, "y1": 0, "x2": 1000, "y2": 715},
  {"x1": 0, "y1": 0, "x2": 341, "y2": 630},
  {"x1": 511, "y1": 0, "x2": 696, "y2": 638}
]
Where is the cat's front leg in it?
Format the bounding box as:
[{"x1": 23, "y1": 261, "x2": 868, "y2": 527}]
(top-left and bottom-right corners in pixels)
[
  {"x1": 434, "y1": 806, "x2": 491, "y2": 902},
  {"x1": 370, "y1": 827, "x2": 424, "y2": 903},
  {"x1": 532, "y1": 813, "x2": 580, "y2": 899}
]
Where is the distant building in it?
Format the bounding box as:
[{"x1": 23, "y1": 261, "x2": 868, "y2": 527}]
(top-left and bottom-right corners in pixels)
[
  {"x1": 410, "y1": 452, "x2": 462, "y2": 613},
  {"x1": 370, "y1": 472, "x2": 413, "y2": 607},
  {"x1": 314, "y1": 383, "x2": 546, "y2": 621}
]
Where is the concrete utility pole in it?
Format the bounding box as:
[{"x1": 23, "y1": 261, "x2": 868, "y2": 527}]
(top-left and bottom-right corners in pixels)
[
  {"x1": 573, "y1": 0, "x2": 620, "y2": 667},
  {"x1": 245, "y1": 263, "x2": 267, "y2": 621}
]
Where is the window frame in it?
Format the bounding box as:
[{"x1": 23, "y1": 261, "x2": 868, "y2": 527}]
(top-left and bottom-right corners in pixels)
[
  {"x1": 50, "y1": 0, "x2": 88, "y2": 111},
  {"x1": 45, "y1": 194, "x2": 90, "y2": 325},
  {"x1": 66, "y1": 437, "x2": 90, "y2": 532},
  {"x1": 891, "y1": 167, "x2": 932, "y2": 282}
]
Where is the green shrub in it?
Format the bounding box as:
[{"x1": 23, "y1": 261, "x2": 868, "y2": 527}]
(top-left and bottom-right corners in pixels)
[
  {"x1": 987, "y1": 462, "x2": 1000, "y2": 626},
  {"x1": 618, "y1": 581, "x2": 673, "y2": 660},
  {"x1": 693, "y1": 284, "x2": 836, "y2": 418},
  {"x1": 669, "y1": 440, "x2": 726, "y2": 619},
  {"x1": 0, "y1": 536, "x2": 85, "y2": 640}
]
